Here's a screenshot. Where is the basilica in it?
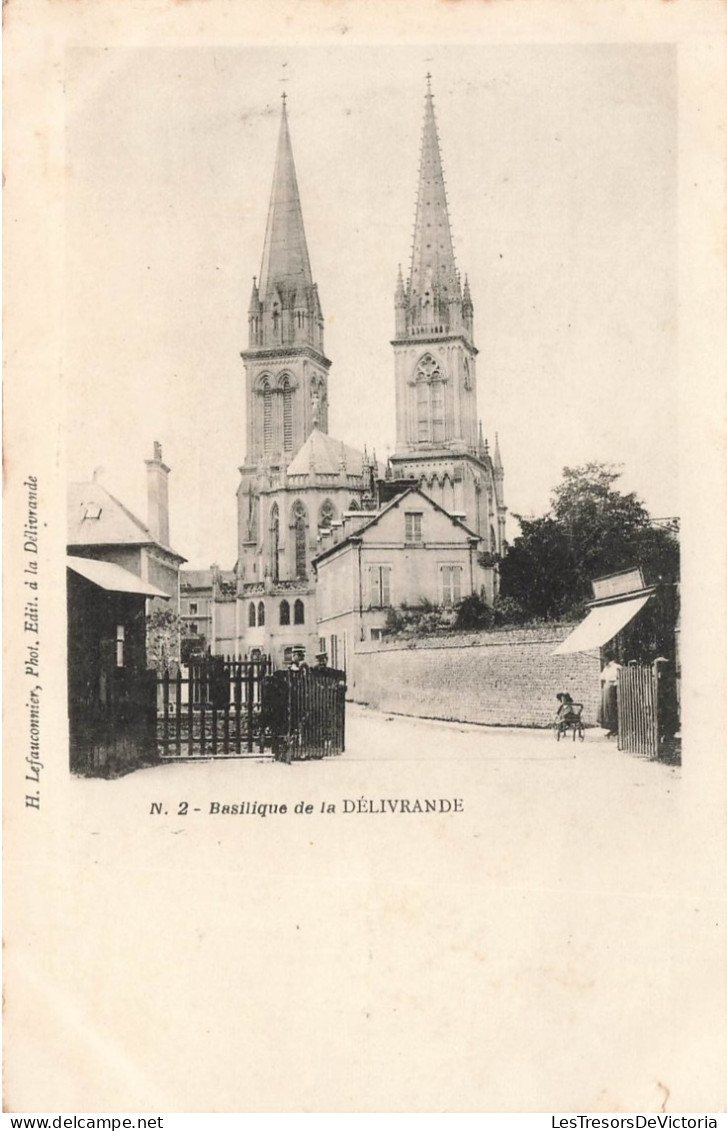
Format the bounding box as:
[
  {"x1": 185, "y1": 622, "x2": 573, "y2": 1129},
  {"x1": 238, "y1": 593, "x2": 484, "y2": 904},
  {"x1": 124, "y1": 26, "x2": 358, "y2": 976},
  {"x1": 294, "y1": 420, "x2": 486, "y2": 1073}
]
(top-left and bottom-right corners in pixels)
[{"x1": 187, "y1": 81, "x2": 507, "y2": 663}]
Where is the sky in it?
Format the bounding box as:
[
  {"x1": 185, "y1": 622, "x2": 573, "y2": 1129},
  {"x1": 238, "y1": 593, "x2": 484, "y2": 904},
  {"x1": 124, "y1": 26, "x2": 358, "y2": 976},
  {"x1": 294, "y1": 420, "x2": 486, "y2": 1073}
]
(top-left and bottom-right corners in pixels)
[{"x1": 65, "y1": 43, "x2": 678, "y2": 568}]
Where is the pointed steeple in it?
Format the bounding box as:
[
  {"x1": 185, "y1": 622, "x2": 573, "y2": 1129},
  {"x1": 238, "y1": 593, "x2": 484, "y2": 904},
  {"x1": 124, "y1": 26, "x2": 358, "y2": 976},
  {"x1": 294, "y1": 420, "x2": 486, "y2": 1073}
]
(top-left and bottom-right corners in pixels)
[
  {"x1": 493, "y1": 431, "x2": 503, "y2": 471},
  {"x1": 241, "y1": 94, "x2": 331, "y2": 470},
  {"x1": 394, "y1": 264, "x2": 407, "y2": 335},
  {"x1": 248, "y1": 95, "x2": 325, "y2": 356},
  {"x1": 395, "y1": 263, "x2": 406, "y2": 304},
  {"x1": 493, "y1": 432, "x2": 504, "y2": 506},
  {"x1": 259, "y1": 96, "x2": 313, "y2": 299},
  {"x1": 247, "y1": 276, "x2": 262, "y2": 346},
  {"x1": 478, "y1": 420, "x2": 487, "y2": 460},
  {"x1": 404, "y1": 77, "x2": 463, "y2": 335}
]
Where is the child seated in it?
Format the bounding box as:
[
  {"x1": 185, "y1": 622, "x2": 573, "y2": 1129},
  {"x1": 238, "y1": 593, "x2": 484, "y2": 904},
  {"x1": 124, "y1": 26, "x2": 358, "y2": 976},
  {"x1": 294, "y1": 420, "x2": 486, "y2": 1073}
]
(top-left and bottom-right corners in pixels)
[{"x1": 555, "y1": 692, "x2": 578, "y2": 724}]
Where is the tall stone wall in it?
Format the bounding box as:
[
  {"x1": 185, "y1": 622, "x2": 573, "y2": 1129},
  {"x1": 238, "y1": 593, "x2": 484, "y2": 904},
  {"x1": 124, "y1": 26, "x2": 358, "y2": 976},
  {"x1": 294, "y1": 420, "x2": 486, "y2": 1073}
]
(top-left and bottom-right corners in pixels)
[{"x1": 352, "y1": 625, "x2": 600, "y2": 728}]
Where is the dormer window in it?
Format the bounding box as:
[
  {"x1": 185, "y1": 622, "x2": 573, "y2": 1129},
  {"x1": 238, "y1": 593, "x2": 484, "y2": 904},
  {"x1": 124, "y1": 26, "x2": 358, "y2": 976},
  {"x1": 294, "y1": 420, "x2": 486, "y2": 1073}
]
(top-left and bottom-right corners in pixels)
[{"x1": 83, "y1": 503, "x2": 102, "y2": 520}]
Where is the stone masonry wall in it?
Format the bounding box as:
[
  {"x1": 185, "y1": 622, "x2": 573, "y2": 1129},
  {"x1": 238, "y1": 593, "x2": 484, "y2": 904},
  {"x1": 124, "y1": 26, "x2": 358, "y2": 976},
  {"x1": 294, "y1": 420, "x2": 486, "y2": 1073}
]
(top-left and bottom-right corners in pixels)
[{"x1": 352, "y1": 625, "x2": 600, "y2": 728}]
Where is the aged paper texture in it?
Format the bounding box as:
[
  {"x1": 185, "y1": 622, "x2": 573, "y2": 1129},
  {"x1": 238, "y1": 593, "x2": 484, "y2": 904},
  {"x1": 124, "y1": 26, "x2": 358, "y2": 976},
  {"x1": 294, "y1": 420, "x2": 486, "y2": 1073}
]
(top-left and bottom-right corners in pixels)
[{"x1": 3, "y1": 0, "x2": 727, "y2": 1114}]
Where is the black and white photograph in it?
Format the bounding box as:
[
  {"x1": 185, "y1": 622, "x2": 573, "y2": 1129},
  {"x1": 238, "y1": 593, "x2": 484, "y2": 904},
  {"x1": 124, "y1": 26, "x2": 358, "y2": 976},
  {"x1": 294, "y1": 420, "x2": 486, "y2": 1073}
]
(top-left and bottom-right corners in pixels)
[{"x1": 4, "y1": 0, "x2": 727, "y2": 1118}]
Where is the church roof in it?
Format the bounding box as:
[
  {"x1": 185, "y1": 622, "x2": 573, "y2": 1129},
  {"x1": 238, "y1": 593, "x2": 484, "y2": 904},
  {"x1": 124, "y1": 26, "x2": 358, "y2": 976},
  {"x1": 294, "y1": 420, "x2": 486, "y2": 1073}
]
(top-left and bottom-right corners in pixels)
[
  {"x1": 286, "y1": 428, "x2": 366, "y2": 477},
  {"x1": 258, "y1": 98, "x2": 314, "y2": 299},
  {"x1": 408, "y1": 78, "x2": 460, "y2": 304},
  {"x1": 67, "y1": 480, "x2": 185, "y2": 560}
]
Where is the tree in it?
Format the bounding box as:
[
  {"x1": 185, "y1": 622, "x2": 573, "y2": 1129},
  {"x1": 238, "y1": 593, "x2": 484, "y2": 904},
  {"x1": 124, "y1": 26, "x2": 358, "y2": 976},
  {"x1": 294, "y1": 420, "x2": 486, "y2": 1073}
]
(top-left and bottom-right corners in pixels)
[
  {"x1": 146, "y1": 607, "x2": 184, "y2": 673},
  {"x1": 498, "y1": 515, "x2": 581, "y2": 620},
  {"x1": 499, "y1": 463, "x2": 679, "y2": 621}
]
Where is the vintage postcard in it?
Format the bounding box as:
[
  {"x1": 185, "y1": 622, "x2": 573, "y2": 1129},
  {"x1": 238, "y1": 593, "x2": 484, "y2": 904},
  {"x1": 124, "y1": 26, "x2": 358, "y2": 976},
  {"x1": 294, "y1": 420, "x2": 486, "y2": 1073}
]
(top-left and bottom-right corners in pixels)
[{"x1": 3, "y1": 0, "x2": 727, "y2": 1116}]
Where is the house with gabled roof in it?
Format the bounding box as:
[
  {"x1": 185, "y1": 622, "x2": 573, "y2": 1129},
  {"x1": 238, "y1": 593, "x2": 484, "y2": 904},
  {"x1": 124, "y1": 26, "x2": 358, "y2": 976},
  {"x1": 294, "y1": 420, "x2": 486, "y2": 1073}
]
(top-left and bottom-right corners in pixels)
[
  {"x1": 66, "y1": 443, "x2": 186, "y2": 773},
  {"x1": 312, "y1": 484, "x2": 488, "y2": 677},
  {"x1": 67, "y1": 441, "x2": 186, "y2": 616}
]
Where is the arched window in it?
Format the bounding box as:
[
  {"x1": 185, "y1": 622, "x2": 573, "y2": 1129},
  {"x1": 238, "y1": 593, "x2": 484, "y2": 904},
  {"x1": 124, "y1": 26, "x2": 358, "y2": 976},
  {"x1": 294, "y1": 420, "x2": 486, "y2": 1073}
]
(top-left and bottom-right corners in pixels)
[
  {"x1": 262, "y1": 379, "x2": 272, "y2": 455},
  {"x1": 280, "y1": 600, "x2": 290, "y2": 626},
  {"x1": 272, "y1": 303, "x2": 280, "y2": 338},
  {"x1": 414, "y1": 353, "x2": 446, "y2": 445},
  {"x1": 270, "y1": 503, "x2": 279, "y2": 582},
  {"x1": 319, "y1": 499, "x2": 335, "y2": 528},
  {"x1": 257, "y1": 602, "x2": 265, "y2": 626},
  {"x1": 294, "y1": 599, "x2": 305, "y2": 625},
  {"x1": 292, "y1": 501, "x2": 307, "y2": 579},
  {"x1": 281, "y1": 376, "x2": 293, "y2": 453},
  {"x1": 248, "y1": 602, "x2": 256, "y2": 627}
]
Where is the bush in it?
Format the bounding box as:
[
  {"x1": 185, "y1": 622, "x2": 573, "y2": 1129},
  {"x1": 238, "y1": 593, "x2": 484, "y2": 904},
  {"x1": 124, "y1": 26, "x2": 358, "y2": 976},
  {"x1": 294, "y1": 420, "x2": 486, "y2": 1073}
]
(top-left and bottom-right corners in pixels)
[
  {"x1": 454, "y1": 593, "x2": 495, "y2": 630},
  {"x1": 382, "y1": 601, "x2": 455, "y2": 638},
  {"x1": 384, "y1": 607, "x2": 405, "y2": 636}
]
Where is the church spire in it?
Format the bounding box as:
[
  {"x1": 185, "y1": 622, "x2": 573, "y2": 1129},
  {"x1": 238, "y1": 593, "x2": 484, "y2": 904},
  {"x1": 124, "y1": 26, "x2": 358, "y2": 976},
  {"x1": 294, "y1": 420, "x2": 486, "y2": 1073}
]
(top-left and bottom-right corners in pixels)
[
  {"x1": 403, "y1": 77, "x2": 463, "y2": 336},
  {"x1": 258, "y1": 95, "x2": 313, "y2": 298},
  {"x1": 249, "y1": 95, "x2": 325, "y2": 355}
]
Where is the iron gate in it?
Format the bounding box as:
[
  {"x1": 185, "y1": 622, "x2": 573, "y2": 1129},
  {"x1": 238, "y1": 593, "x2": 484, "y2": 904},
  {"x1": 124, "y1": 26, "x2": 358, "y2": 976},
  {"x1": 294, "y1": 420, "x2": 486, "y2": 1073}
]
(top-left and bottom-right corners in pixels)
[
  {"x1": 262, "y1": 668, "x2": 346, "y2": 760},
  {"x1": 156, "y1": 655, "x2": 271, "y2": 758}
]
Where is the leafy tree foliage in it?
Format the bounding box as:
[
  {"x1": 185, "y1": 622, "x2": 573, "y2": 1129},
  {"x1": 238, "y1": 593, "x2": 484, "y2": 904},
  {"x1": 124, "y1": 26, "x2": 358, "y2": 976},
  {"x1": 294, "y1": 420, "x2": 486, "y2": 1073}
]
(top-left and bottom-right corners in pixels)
[
  {"x1": 146, "y1": 607, "x2": 184, "y2": 672},
  {"x1": 499, "y1": 463, "x2": 679, "y2": 621}
]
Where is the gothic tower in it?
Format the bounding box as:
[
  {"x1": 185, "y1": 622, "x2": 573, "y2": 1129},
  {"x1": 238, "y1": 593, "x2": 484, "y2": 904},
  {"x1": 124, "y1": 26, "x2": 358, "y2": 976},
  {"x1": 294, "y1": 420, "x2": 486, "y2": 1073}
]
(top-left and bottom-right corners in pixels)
[
  {"x1": 242, "y1": 94, "x2": 330, "y2": 466},
  {"x1": 236, "y1": 96, "x2": 370, "y2": 661},
  {"x1": 389, "y1": 79, "x2": 506, "y2": 586}
]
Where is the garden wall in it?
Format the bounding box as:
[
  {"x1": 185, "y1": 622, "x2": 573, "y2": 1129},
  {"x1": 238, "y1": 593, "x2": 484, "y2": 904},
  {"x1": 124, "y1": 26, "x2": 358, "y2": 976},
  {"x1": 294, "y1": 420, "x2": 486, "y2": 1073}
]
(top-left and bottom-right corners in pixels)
[{"x1": 352, "y1": 625, "x2": 600, "y2": 728}]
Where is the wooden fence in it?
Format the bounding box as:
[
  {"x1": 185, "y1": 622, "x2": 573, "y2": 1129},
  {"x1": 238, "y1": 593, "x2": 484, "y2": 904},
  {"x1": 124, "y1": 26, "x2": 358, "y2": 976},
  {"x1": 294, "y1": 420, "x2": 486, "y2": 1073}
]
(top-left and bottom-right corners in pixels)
[{"x1": 618, "y1": 662, "x2": 659, "y2": 759}]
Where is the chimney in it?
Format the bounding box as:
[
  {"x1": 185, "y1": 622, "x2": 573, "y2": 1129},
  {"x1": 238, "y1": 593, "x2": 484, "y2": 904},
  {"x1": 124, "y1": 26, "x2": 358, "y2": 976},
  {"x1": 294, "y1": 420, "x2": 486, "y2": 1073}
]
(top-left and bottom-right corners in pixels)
[{"x1": 145, "y1": 440, "x2": 170, "y2": 546}]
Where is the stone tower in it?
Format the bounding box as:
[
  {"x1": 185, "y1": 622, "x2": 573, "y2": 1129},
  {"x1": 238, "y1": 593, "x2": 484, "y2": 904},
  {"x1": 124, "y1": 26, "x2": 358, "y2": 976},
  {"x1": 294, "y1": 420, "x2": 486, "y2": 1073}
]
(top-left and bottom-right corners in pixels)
[
  {"x1": 236, "y1": 96, "x2": 371, "y2": 661},
  {"x1": 241, "y1": 94, "x2": 330, "y2": 467},
  {"x1": 389, "y1": 78, "x2": 506, "y2": 586}
]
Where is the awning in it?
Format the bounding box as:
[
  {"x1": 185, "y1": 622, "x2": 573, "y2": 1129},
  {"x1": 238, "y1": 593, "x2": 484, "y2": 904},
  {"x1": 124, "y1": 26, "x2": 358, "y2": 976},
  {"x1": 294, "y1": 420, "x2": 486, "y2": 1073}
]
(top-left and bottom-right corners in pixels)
[
  {"x1": 552, "y1": 593, "x2": 651, "y2": 655},
  {"x1": 67, "y1": 555, "x2": 170, "y2": 599}
]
